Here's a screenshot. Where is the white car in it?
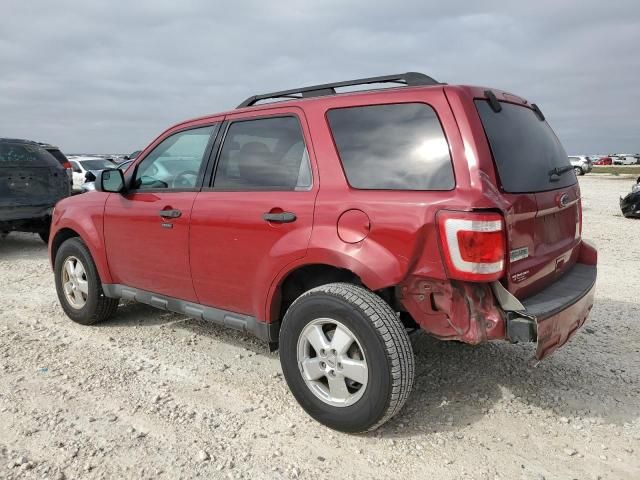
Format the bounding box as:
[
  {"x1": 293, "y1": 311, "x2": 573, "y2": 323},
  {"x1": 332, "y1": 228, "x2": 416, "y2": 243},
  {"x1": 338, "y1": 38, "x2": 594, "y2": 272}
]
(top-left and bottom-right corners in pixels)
[
  {"x1": 568, "y1": 155, "x2": 593, "y2": 175},
  {"x1": 612, "y1": 154, "x2": 639, "y2": 165},
  {"x1": 68, "y1": 156, "x2": 117, "y2": 192}
]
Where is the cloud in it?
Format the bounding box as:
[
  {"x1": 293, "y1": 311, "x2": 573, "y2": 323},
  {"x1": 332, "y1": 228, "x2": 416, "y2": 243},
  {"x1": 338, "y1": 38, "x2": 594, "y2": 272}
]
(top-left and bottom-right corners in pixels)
[{"x1": 0, "y1": 0, "x2": 638, "y2": 154}]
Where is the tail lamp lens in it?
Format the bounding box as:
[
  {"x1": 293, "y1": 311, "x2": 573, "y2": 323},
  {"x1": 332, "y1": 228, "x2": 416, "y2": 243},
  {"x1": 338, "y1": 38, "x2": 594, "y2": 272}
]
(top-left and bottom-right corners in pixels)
[{"x1": 437, "y1": 211, "x2": 506, "y2": 282}]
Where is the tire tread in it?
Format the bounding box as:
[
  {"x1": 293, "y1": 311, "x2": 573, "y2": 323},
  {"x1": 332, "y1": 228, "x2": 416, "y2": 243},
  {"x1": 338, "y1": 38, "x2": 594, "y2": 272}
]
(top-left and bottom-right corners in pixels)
[{"x1": 290, "y1": 282, "x2": 414, "y2": 432}]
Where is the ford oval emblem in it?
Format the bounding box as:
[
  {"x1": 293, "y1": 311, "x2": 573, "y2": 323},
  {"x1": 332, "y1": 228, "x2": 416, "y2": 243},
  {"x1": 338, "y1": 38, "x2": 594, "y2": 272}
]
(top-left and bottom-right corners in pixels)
[{"x1": 559, "y1": 193, "x2": 570, "y2": 208}]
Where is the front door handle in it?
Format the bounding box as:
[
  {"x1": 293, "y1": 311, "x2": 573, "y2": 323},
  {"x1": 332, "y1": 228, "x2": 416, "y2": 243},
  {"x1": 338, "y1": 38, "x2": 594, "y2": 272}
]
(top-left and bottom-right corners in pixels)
[
  {"x1": 159, "y1": 209, "x2": 182, "y2": 219},
  {"x1": 263, "y1": 211, "x2": 297, "y2": 223}
]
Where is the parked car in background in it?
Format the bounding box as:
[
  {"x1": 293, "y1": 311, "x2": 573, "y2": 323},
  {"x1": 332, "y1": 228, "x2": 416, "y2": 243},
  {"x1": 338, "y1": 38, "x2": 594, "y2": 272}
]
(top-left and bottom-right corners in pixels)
[
  {"x1": 620, "y1": 177, "x2": 640, "y2": 218},
  {"x1": 81, "y1": 160, "x2": 133, "y2": 192},
  {"x1": 568, "y1": 155, "x2": 593, "y2": 175},
  {"x1": 593, "y1": 156, "x2": 612, "y2": 166},
  {"x1": 122, "y1": 150, "x2": 141, "y2": 162},
  {"x1": 38, "y1": 142, "x2": 73, "y2": 179},
  {"x1": 1, "y1": 138, "x2": 70, "y2": 242},
  {"x1": 48, "y1": 72, "x2": 597, "y2": 433},
  {"x1": 612, "y1": 154, "x2": 639, "y2": 165},
  {"x1": 68, "y1": 156, "x2": 116, "y2": 192}
]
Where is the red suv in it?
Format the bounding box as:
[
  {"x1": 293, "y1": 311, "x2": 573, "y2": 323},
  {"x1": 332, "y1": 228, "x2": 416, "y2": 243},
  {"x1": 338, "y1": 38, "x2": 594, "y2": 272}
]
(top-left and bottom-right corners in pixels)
[{"x1": 49, "y1": 72, "x2": 597, "y2": 433}]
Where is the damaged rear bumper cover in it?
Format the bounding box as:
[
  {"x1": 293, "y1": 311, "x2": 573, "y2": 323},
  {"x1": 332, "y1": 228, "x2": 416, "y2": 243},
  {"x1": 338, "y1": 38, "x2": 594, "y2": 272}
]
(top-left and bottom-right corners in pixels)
[{"x1": 496, "y1": 262, "x2": 597, "y2": 361}]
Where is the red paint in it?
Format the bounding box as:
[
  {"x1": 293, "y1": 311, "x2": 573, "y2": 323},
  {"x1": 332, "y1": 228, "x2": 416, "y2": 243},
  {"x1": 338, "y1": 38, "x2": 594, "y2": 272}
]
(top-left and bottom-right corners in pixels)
[
  {"x1": 337, "y1": 209, "x2": 370, "y2": 244},
  {"x1": 103, "y1": 191, "x2": 199, "y2": 301},
  {"x1": 49, "y1": 81, "x2": 597, "y2": 357}
]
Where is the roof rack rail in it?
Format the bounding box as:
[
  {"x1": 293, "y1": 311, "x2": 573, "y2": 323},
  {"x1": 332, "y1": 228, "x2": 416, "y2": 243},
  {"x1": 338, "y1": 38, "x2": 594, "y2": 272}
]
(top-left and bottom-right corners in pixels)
[{"x1": 237, "y1": 72, "x2": 440, "y2": 108}]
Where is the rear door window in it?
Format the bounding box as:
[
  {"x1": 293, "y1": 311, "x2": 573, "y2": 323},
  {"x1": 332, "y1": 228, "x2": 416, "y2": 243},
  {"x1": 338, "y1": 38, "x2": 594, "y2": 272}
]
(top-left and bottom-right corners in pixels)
[
  {"x1": 213, "y1": 116, "x2": 312, "y2": 191},
  {"x1": 475, "y1": 100, "x2": 576, "y2": 193},
  {"x1": 327, "y1": 103, "x2": 455, "y2": 190}
]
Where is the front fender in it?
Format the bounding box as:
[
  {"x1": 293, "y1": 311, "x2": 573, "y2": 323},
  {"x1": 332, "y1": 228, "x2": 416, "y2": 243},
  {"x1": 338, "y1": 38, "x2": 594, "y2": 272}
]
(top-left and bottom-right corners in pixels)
[{"x1": 49, "y1": 193, "x2": 112, "y2": 283}]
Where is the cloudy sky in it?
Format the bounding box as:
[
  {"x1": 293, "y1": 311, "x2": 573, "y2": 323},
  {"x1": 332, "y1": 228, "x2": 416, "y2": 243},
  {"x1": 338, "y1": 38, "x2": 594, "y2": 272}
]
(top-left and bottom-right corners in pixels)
[{"x1": 1, "y1": 0, "x2": 638, "y2": 154}]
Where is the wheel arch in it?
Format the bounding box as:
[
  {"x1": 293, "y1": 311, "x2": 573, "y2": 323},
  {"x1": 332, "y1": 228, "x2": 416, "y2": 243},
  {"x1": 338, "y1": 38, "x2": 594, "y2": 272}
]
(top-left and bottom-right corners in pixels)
[
  {"x1": 267, "y1": 263, "x2": 362, "y2": 326},
  {"x1": 49, "y1": 220, "x2": 113, "y2": 284},
  {"x1": 50, "y1": 227, "x2": 80, "y2": 267},
  {"x1": 265, "y1": 247, "x2": 407, "y2": 324}
]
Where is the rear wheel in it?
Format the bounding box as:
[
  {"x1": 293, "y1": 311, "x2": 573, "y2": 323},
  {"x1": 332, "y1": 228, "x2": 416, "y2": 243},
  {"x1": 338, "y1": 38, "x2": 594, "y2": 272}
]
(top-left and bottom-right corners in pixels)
[
  {"x1": 574, "y1": 166, "x2": 584, "y2": 176},
  {"x1": 279, "y1": 283, "x2": 414, "y2": 433},
  {"x1": 54, "y1": 237, "x2": 118, "y2": 325}
]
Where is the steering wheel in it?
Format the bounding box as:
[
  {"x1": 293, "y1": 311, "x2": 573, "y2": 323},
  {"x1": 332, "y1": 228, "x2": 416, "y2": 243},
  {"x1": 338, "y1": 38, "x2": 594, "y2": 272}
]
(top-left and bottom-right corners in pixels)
[{"x1": 172, "y1": 170, "x2": 199, "y2": 189}]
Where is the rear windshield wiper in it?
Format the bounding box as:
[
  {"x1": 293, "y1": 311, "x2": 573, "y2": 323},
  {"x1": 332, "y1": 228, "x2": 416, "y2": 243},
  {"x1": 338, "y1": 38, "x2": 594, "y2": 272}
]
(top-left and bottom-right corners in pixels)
[{"x1": 548, "y1": 165, "x2": 574, "y2": 179}]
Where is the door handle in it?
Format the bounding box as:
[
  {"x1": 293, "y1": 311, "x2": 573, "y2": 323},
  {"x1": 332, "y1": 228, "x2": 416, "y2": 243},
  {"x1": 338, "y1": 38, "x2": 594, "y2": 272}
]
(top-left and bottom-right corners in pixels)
[
  {"x1": 159, "y1": 209, "x2": 182, "y2": 219},
  {"x1": 263, "y1": 211, "x2": 297, "y2": 223}
]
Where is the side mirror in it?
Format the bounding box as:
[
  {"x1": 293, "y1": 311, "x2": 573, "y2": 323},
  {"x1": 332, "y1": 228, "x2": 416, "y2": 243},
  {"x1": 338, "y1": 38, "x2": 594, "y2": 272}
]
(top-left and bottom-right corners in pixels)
[
  {"x1": 95, "y1": 168, "x2": 125, "y2": 193},
  {"x1": 84, "y1": 171, "x2": 96, "y2": 182}
]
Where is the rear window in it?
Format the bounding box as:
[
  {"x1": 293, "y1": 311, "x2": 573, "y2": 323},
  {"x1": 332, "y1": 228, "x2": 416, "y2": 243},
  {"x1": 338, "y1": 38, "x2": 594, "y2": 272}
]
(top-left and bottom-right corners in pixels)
[
  {"x1": 475, "y1": 100, "x2": 575, "y2": 193},
  {"x1": 327, "y1": 103, "x2": 455, "y2": 190},
  {"x1": 0, "y1": 143, "x2": 59, "y2": 168}
]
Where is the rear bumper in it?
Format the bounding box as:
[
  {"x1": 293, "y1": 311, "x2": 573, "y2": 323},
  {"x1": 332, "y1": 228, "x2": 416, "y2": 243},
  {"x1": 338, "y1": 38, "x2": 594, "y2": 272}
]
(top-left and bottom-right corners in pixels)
[
  {"x1": 0, "y1": 205, "x2": 54, "y2": 224},
  {"x1": 398, "y1": 241, "x2": 597, "y2": 359},
  {"x1": 504, "y1": 242, "x2": 597, "y2": 360}
]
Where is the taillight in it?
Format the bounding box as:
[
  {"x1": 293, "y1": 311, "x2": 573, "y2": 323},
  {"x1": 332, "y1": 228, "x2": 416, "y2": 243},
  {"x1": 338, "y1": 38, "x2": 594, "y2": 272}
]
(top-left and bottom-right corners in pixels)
[
  {"x1": 62, "y1": 161, "x2": 71, "y2": 169},
  {"x1": 437, "y1": 210, "x2": 506, "y2": 282}
]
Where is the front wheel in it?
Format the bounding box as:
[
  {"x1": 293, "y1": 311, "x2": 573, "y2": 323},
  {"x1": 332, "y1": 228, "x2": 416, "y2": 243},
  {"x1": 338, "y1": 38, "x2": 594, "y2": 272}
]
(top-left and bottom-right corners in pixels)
[
  {"x1": 279, "y1": 283, "x2": 414, "y2": 433},
  {"x1": 54, "y1": 237, "x2": 119, "y2": 325}
]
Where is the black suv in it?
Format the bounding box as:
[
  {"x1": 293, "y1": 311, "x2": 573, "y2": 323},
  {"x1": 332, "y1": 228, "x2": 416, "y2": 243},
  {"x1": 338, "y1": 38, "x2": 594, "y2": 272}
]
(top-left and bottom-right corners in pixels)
[{"x1": 0, "y1": 138, "x2": 71, "y2": 242}]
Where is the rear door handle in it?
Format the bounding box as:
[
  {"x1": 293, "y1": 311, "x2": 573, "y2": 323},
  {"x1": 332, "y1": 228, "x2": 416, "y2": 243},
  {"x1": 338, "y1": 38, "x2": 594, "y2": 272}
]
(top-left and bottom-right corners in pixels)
[
  {"x1": 263, "y1": 212, "x2": 297, "y2": 223},
  {"x1": 159, "y1": 209, "x2": 182, "y2": 218}
]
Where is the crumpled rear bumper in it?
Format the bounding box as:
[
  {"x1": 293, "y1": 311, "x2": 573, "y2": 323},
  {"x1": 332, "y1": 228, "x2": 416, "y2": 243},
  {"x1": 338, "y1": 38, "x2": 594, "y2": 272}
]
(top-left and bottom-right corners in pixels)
[{"x1": 503, "y1": 241, "x2": 597, "y2": 360}]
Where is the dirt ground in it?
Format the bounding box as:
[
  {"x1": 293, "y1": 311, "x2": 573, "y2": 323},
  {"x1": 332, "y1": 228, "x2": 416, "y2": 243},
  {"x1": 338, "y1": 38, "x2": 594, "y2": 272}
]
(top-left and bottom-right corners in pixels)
[{"x1": 0, "y1": 175, "x2": 638, "y2": 480}]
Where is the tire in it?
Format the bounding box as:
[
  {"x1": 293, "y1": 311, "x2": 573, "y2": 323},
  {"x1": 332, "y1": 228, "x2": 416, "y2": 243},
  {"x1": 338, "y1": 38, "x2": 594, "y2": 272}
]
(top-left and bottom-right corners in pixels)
[
  {"x1": 38, "y1": 230, "x2": 49, "y2": 244},
  {"x1": 54, "y1": 237, "x2": 118, "y2": 325},
  {"x1": 279, "y1": 282, "x2": 414, "y2": 433},
  {"x1": 574, "y1": 166, "x2": 584, "y2": 176}
]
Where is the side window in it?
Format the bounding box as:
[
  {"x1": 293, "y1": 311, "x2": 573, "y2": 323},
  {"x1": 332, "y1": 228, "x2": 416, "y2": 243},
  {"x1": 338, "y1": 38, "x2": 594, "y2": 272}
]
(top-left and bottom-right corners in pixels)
[
  {"x1": 134, "y1": 125, "x2": 215, "y2": 190},
  {"x1": 70, "y1": 161, "x2": 82, "y2": 173},
  {"x1": 327, "y1": 103, "x2": 455, "y2": 190},
  {"x1": 214, "y1": 116, "x2": 312, "y2": 191}
]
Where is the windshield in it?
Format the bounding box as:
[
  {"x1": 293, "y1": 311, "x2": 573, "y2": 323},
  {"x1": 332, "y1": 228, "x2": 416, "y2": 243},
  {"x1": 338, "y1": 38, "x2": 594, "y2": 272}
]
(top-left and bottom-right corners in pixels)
[
  {"x1": 475, "y1": 100, "x2": 576, "y2": 193},
  {"x1": 80, "y1": 159, "x2": 115, "y2": 170}
]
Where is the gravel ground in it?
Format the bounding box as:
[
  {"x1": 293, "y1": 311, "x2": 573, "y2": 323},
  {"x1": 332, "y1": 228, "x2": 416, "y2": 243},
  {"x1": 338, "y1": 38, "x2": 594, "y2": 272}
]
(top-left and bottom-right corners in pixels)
[{"x1": 0, "y1": 174, "x2": 639, "y2": 480}]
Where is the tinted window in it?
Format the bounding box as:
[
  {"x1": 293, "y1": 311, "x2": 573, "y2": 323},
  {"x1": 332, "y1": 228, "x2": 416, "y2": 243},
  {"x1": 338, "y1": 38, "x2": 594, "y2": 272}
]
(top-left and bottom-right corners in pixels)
[
  {"x1": 475, "y1": 100, "x2": 575, "y2": 193},
  {"x1": 327, "y1": 103, "x2": 454, "y2": 190},
  {"x1": 80, "y1": 159, "x2": 115, "y2": 170},
  {"x1": 134, "y1": 126, "x2": 215, "y2": 190},
  {"x1": 0, "y1": 143, "x2": 59, "y2": 168},
  {"x1": 46, "y1": 148, "x2": 69, "y2": 165},
  {"x1": 214, "y1": 116, "x2": 311, "y2": 191}
]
